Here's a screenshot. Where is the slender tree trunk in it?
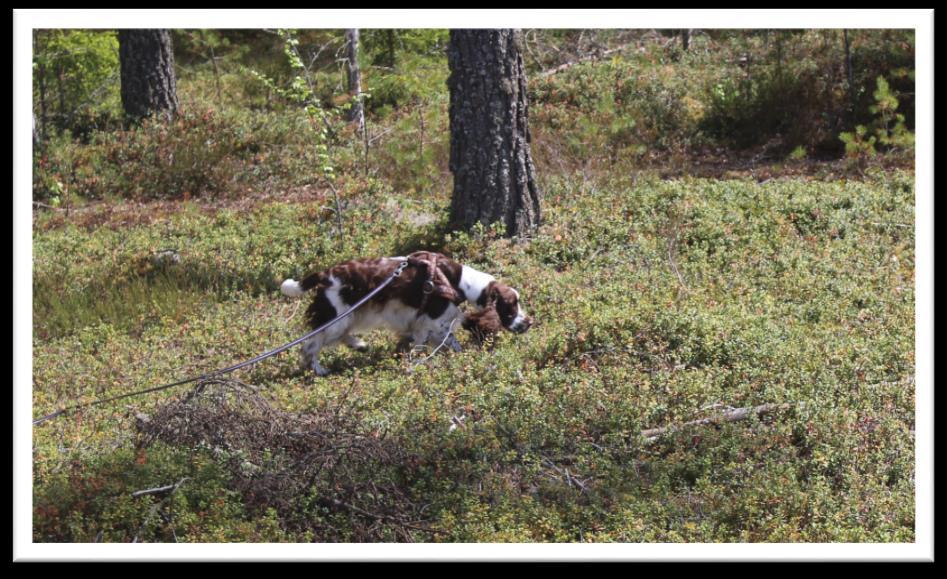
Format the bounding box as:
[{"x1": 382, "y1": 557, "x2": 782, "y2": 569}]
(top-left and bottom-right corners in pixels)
[
  {"x1": 775, "y1": 31, "x2": 783, "y2": 80},
  {"x1": 681, "y1": 29, "x2": 690, "y2": 51},
  {"x1": 118, "y1": 29, "x2": 179, "y2": 123},
  {"x1": 345, "y1": 29, "x2": 365, "y2": 136},
  {"x1": 417, "y1": 101, "x2": 425, "y2": 161},
  {"x1": 843, "y1": 29, "x2": 855, "y2": 128},
  {"x1": 38, "y1": 60, "x2": 48, "y2": 141},
  {"x1": 447, "y1": 29, "x2": 541, "y2": 238},
  {"x1": 385, "y1": 29, "x2": 396, "y2": 68},
  {"x1": 209, "y1": 45, "x2": 222, "y2": 103},
  {"x1": 56, "y1": 62, "x2": 66, "y2": 128}
]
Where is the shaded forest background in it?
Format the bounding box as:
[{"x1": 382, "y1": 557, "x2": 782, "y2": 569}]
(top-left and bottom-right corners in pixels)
[{"x1": 33, "y1": 29, "x2": 914, "y2": 204}]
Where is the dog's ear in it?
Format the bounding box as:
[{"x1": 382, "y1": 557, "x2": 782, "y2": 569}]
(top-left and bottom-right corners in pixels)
[
  {"x1": 477, "y1": 281, "x2": 499, "y2": 307},
  {"x1": 462, "y1": 307, "x2": 502, "y2": 347}
]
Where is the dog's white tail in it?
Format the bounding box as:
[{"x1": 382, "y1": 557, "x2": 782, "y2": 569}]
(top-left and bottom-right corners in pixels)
[{"x1": 280, "y1": 278, "x2": 305, "y2": 298}]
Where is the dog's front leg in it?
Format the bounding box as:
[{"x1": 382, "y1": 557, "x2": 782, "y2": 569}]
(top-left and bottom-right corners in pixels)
[
  {"x1": 444, "y1": 333, "x2": 462, "y2": 352},
  {"x1": 424, "y1": 304, "x2": 463, "y2": 352}
]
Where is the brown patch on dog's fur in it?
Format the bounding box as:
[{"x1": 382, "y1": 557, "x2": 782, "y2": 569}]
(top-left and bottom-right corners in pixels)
[
  {"x1": 300, "y1": 252, "x2": 466, "y2": 331},
  {"x1": 462, "y1": 306, "x2": 503, "y2": 346}
]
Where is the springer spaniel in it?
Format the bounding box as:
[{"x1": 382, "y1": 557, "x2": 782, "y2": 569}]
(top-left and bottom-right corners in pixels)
[{"x1": 281, "y1": 251, "x2": 532, "y2": 376}]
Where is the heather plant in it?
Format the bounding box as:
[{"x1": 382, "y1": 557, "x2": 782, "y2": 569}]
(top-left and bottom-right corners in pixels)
[{"x1": 33, "y1": 171, "x2": 915, "y2": 542}]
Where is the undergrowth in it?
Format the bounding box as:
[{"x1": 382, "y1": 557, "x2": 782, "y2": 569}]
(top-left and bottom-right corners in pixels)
[
  {"x1": 33, "y1": 171, "x2": 915, "y2": 543},
  {"x1": 30, "y1": 27, "x2": 916, "y2": 544}
]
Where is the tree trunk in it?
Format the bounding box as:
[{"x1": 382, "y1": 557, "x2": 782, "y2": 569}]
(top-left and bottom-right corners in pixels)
[
  {"x1": 447, "y1": 29, "x2": 541, "y2": 238},
  {"x1": 345, "y1": 29, "x2": 365, "y2": 135},
  {"x1": 681, "y1": 29, "x2": 690, "y2": 51},
  {"x1": 118, "y1": 29, "x2": 179, "y2": 123},
  {"x1": 385, "y1": 29, "x2": 396, "y2": 68},
  {"x1": 37, "y1": 59, "x2": 48, "y2": 141},
  {"x1": 843, "y1": 29, "x2": 855, "y2": 128}
]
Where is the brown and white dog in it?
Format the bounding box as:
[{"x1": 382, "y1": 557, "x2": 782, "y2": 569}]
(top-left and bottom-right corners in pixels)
[{"x1": 281, "y1": 251, "x2": 532, "y2": 376}]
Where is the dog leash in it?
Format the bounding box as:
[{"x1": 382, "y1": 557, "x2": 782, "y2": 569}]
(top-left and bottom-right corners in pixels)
[{"x1": 32, "y1": 260, "x2": 411, "y2": 426}]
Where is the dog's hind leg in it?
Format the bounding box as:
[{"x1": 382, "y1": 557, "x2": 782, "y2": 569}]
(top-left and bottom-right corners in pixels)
[
  {"x1": 301, "y1": 313, "x2": 352, "y2": 377},
  {"x1": 301, "y1": 335, "x2": 330, "y2": 377},
  {"x1": 343, "y1": 334, "x2": 369, "y2": 352}
]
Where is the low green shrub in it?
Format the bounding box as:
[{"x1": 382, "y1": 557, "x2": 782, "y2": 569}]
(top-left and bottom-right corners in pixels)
[
  {"x1": 33, "y1": 171, "x2": 915, "y2": 542},
  {"x1": 33, "y1": 104, "x2": 322, "y2": 201}
]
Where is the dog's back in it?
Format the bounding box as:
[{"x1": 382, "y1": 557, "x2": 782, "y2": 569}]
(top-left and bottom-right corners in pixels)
[{"x1": 280, "y1": 254, "x2": 466, "y2": 375}]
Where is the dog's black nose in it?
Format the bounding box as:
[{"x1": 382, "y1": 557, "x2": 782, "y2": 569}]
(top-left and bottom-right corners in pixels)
[{"x1": 511, "y1": 317, "x2": 533, "y2": 333}]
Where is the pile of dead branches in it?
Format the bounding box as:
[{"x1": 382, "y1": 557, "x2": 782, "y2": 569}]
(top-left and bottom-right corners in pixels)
[{"x1": 137, "y1": 379, "x2": 441, "y2": 541}]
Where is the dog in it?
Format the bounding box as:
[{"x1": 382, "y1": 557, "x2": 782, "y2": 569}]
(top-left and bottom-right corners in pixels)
[{"x1": 281, "y1": 251, "x2": 532, "y2": 376}]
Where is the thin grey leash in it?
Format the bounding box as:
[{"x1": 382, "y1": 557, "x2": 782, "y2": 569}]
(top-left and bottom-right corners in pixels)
[{"x1": 32, "y1": 260, "x2": 410, "y2": 426}]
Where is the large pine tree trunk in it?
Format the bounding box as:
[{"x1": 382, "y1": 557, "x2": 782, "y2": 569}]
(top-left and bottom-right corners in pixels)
[
  {"x1": 118, "y1": 29, "x2": 179, "y2": 122},
  {"x1": 448, "y1": 29, "x2": 541, "y2": 238}
]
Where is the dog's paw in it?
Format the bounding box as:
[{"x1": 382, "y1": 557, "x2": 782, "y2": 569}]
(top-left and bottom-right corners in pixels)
[
  {"x1": 446, "y1": 333, "x2": 462, "y2": 352},
  {"x1": 395, "y1": 336, "x2": 414, "y2": 353},
  {"x1": 310, "y1": 362, "x2": 330, "y2": 377}
]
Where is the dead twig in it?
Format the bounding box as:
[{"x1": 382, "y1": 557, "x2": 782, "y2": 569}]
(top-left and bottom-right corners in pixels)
[
  {"x1": 131, "y1": 478, "x2": 189, "y2": 498},
  {"x1": 131, "y1": 477, "x2": 188, "y2": 543},
  {"x1": 32, "y1": 201, "x2": 65, "y2": 211},
  {"x1": 324, "y1": 179, "x2": 345, "y2": 249},
  {"x1": 409, "y1": 318, "x2": 461, "y2": 368},
  {"x1": 667, "y1": 231, "x2": 689, "y2": 293},
  {"x1": 538, "y1": 43, "x2": 633, "y2": 78},
  {"x1": 140, "y1": 379, "x2": 440, "y2": 541},
  {"x1": 541, "y1": 456, "x2": 591, "y2": 494},
  {"x1": 641, "y1": 403, "x2": 799, "y2": 443}
]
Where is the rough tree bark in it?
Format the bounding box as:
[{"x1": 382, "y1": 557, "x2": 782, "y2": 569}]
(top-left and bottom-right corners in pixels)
[
  {"x1": 118, "y1": 29, "x2": 179, "y2": 123},
  {"x1": 447, "y1": 29, "x2": 541, "y2": 238},
  {"x1": 345, "y1": 28, "x2": 365, "y2": 136}
]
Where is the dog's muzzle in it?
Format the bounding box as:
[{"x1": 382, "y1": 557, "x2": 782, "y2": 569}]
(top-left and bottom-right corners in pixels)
[{"x1": 509, "y1": 316, "x2": 533, "y2": 334}]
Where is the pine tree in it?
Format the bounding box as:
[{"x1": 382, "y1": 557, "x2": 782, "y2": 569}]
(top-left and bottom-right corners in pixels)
[{"x1": 447, "y1": 29, "x2": 541, "y2": 238}]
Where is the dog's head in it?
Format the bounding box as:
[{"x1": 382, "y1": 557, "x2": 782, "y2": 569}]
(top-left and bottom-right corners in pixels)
[{"x1": 463, "y1": 281, "x2": 533, "y2": 342}]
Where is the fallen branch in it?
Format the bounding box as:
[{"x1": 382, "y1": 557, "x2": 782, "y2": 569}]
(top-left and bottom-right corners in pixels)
[
  {"x1": 538, "y1": 44, "x2": 632, "y2": 78},
  {"x1": 32, "y1": 201, "x2": 64, "y2": 211},
  {"x1": 131, "y1": 477, "x2": 189, "y2": 498},
  {"x1": 868, "y1": 221, "x2": 912, "y2": 229},
  {"x1": 541, "y1": 456, "x2": 591, "y2": 494},
  {"x1": 640, "y1": 403, "x2": 798, "y2": 443},
  {"x1": 131, "y1": 477, "x2": 188, "y2": 543}
]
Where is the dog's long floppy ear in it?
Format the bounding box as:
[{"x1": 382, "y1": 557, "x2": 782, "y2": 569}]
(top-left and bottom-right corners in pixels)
[{"x1": 462, "y1": 306, "x2": 502, "y2": 346}]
